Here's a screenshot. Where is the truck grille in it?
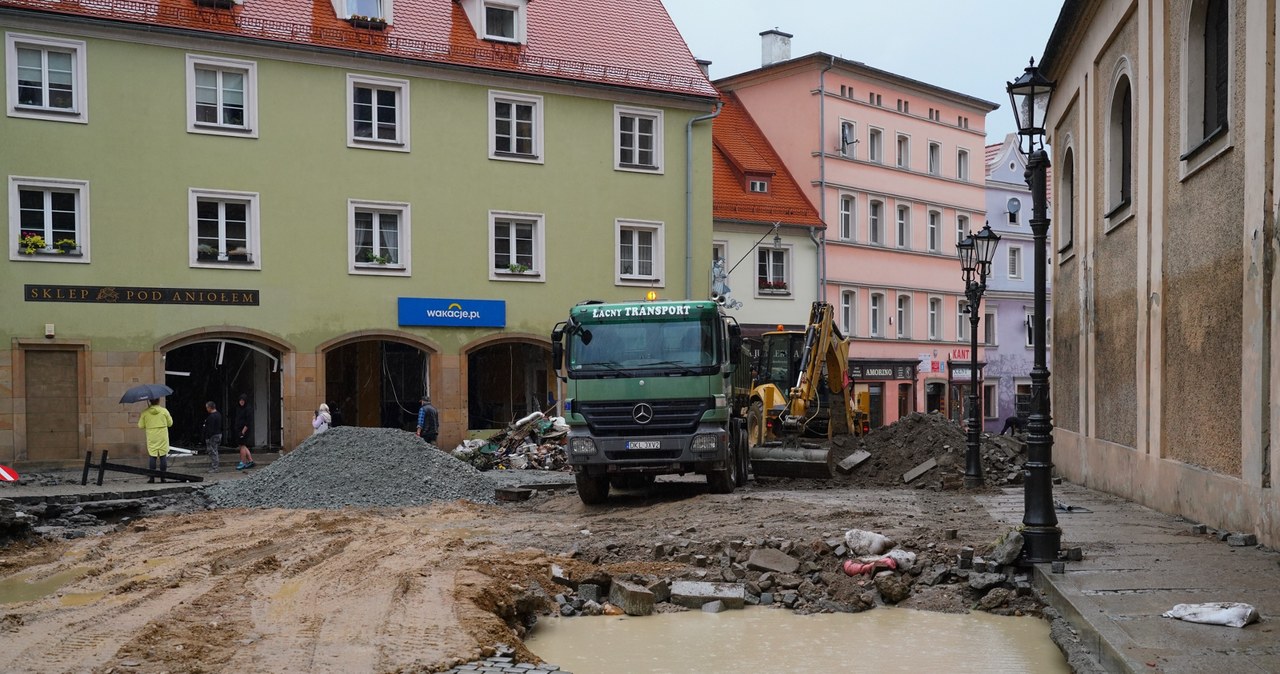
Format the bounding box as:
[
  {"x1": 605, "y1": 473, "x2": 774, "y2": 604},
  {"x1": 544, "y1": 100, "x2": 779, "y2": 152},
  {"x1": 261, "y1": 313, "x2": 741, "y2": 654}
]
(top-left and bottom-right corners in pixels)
[{"x1": 577, "y1": 398, "x2": 712, "y2": 437}]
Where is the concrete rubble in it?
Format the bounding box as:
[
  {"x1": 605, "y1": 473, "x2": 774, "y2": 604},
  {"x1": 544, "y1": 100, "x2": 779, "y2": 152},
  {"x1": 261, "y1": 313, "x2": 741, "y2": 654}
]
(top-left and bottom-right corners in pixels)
[
  {"x1": 452, "y1": 412, "x2": 571, "y2": 472},
  {"x1": 835, "y1": 412, "x2": 1030, "y2": 489}
]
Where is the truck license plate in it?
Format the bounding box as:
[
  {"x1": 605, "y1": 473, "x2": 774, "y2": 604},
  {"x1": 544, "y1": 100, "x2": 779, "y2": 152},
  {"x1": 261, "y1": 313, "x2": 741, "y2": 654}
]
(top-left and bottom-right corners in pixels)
[{"x1": 626, "y1": 440, "x2": 661, "y2": 450}]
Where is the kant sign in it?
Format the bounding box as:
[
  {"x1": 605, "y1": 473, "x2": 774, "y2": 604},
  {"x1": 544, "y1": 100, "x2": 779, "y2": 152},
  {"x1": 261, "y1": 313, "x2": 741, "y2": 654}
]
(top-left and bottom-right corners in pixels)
[{"x1": 25, "y1": 285, "x2": 259, "y2": 306}]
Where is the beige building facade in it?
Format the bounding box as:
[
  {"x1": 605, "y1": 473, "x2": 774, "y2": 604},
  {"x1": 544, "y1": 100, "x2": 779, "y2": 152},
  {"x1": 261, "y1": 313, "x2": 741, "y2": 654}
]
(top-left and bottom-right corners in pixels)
[{"x1": 1041, "y1": 0, "x2": 1279, "y2": 546}]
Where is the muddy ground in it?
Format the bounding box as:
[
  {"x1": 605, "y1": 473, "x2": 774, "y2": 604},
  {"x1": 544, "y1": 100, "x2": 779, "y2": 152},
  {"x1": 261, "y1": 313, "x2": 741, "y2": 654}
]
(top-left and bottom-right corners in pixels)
[{"x1": 0, "y1": 475, "x2": 1053, "y2": 674}]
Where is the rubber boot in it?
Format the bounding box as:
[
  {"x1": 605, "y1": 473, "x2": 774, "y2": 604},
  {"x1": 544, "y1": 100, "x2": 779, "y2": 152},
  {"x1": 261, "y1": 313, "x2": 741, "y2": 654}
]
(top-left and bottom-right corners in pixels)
[{"x1": 147, "y1": 457, "x2": 157, "y2": 483}]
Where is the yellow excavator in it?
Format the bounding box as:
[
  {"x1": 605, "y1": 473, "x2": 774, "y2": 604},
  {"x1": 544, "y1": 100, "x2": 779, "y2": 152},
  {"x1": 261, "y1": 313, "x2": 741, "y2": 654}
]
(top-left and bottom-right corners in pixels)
[{"x1": 747, "y1": 301, "x2": 870, "y2": 478}]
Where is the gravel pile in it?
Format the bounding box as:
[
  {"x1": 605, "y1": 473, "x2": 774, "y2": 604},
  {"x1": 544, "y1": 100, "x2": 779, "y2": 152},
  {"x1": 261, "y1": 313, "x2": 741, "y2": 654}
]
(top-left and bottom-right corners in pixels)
[{"x1": 205, "y1": 427, "x2": 497, "y2": 509}]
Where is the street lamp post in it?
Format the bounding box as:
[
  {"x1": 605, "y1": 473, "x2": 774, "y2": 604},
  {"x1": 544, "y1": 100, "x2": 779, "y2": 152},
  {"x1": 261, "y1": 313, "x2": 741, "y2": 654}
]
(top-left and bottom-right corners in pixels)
[
  {"x1": 1007, "y1": 58, "x2": 1062, "y2": 563},
  {"x1": 956, "y1": 224, "x2": 1000, "y2": 489}
]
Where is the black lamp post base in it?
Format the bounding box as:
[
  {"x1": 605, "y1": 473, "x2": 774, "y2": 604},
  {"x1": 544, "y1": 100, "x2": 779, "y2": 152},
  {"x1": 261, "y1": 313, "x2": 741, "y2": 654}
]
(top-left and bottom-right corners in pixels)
[
  {"x1": 1022, "y1": 525, "x2": 1062, "y2": 563},
  {"x1": 964, "y1": 475, "x2": 984, "y2": 489}
]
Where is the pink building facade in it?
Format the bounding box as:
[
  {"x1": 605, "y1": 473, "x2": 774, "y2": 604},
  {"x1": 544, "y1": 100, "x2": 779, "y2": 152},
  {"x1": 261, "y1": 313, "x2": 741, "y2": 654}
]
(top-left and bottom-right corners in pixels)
[{"x1": 716, "y1": 32, "x2": 998, "y2": 427}]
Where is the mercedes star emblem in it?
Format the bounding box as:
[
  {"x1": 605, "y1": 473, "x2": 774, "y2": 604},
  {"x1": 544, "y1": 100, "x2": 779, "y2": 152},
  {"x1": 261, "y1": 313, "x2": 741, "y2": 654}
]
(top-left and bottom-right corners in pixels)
[{"x1": 632, "y1": 403, "x2": 654, "y2": 424}]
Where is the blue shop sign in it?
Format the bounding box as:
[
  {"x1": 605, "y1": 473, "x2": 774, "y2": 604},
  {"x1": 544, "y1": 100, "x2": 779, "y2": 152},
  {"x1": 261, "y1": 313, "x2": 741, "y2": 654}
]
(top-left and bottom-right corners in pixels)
[{"x1": 398, "y1": 297, "x2": 506, "y2": 328}]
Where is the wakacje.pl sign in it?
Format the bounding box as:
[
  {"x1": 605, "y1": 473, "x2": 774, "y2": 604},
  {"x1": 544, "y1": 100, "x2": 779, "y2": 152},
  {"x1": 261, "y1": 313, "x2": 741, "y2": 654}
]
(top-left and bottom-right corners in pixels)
[{"x1": 397, "y1": 297, "x2": 506, "y2": 328}]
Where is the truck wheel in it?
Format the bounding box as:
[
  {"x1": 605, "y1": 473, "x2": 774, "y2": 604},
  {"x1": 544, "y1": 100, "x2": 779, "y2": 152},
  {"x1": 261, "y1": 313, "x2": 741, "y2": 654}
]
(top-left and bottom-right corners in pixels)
[
  {"x1": 747, "y1": 400, "x2": 765, "y2": 447},
  {"x1": 575, "y1": 473, "x2": 610, "y2": 504},
  {"x1": 733, "y1": 418, "x2": 750, "y2": 487},
  {"x1": 707, "y1": 440, "x2": 738, "y2": 494}
]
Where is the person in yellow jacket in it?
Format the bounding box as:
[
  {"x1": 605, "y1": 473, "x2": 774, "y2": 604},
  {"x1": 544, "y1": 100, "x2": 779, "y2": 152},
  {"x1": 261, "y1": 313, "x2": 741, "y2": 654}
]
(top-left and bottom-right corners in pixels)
[{"x1": 138, "y1": 398, "x2": 173, "y2": 483}]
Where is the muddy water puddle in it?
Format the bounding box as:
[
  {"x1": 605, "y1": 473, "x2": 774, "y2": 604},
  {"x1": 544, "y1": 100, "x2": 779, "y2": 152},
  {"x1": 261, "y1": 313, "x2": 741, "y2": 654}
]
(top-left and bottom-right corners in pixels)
[
  {"x1": 527, "y1": 606, "x2": 1068, "y2": 673},
  {"x1": 0, "y1": 567, "x2": 92, "y2": 605}
]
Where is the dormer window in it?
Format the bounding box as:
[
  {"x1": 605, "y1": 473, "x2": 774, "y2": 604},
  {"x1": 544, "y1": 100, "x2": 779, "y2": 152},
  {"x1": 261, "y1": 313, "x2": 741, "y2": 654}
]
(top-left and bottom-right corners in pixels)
[
  {"x1": 332, "y1": 0, "x2": 392, "y2": 23},
  {"x1": 349, "y1": 0, "x2": 384, "y2": 19},
  {"x1": 460, "y1": 0, "x2": 527, "y2": 44},
  {"x1": 485, "y1": 3, "x2": 518, "y2": 40}
]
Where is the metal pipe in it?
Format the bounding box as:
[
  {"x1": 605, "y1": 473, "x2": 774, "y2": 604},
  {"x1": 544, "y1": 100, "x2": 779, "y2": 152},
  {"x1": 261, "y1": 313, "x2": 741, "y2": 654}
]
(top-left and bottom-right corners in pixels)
[
  {"x1": 1022, "y1": 148, "x2": 1061, "y2": 562},
  {"x1": 686, "y1": 100, "x2": 723, "y2": 300},
  {"x1": 816, "y1": 56, "x2": 835, "y2": 302}
]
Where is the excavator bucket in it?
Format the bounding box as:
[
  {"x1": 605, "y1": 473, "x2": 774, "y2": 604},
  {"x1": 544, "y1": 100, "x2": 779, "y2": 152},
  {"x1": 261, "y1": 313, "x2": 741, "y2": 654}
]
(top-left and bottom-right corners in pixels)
[{"x1": 749, "y1": 441, "x2": 835, "y2": 479}]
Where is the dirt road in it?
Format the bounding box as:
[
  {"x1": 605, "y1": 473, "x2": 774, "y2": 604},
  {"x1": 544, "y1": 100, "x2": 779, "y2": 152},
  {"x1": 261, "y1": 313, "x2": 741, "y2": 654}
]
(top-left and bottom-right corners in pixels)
[{"x1": 1, "y1": 480, "x2": 1027, "y2": 673}]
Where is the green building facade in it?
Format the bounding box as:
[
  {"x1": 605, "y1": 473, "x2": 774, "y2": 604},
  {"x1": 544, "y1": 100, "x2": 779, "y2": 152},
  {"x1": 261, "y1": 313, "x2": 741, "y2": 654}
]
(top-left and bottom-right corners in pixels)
[{"x1": 1, "y1": 0, "x2": 718, "y2": 464}]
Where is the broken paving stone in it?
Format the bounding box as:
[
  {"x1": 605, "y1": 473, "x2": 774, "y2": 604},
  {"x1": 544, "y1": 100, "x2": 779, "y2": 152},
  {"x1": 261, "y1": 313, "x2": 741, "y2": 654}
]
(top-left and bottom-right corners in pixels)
[
  {"x1": 921, "y1": 565, "x2": 950, "y2": 586},
  {"x1": 701, "y1": 600, "x2": 726, "y2": 613},
  {"x1": 578, "y1": 583, "x2": 601, "y2": 603},
  {"x1": 991, "y1": 530, "x2": 1024, "y2": 566},
  {"x1": 968, "y1": 572, "x2": 1006, "y2": 592},
  {"x1": 1066, "y1": 547, "x2": 1084, "y2": 561},
  {"x1": 759, "y1": 592, "x2": 774, "y2": 605},
  {"x1": 671, "y1": 580, "x2": 746, "y2": 610},
  {"x1": 782, "y1": 592, "x2": 799, "y2": 608},
  {"x1": 608, "y1": 580, "x2": 655, "y2": 617},
  {"x1": 745, "y1": 548, "x2": 801, "y2": 574},
  {"x1": 1227, "y1": 533, "x2": 1257, "y2": 547},
  {"x1": 836, "y1": 450, "x2": 872, "y2": 475},
  {"x1": 875, "y1": 575, "x2": 911, "y2": 604},
  {"x1": 902, "y1": 458, "x2": 938, "y2": 484},
  {"x1": 647, "y1": 579, "x2": 671, "y2": 603},
  {"x1": 978, "y1": 587, "x2": 1013, "y2": 610},
  {"x1": 550, "y1": 564, "x2": 577, "y2": 589}
]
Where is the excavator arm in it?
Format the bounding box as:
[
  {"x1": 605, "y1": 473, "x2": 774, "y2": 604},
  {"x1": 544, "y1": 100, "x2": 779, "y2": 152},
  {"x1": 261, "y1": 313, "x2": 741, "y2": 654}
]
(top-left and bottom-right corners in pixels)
[{"x1": 777, "y1": 302, "x2": 856, "y2": 441}]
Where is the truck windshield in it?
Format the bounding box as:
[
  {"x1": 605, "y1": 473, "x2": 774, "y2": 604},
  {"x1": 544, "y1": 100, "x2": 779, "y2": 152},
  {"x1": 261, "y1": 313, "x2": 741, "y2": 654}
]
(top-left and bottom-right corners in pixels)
[{"x1": 569, "y1": 315, "x2": 719, "y2": 375}]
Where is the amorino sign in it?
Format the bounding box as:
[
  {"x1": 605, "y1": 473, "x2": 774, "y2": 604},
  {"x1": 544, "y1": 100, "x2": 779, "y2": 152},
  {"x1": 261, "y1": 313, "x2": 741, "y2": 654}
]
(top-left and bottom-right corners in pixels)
[{"x1": 398, "y1": 297, "x2": 506, "y2": 328}]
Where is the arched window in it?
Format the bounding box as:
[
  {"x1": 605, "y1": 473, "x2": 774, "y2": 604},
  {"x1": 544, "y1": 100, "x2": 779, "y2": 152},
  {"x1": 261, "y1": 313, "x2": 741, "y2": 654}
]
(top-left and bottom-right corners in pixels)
[
  {"x1": 1185, "y1": 0, "x2": 1229, "y2": 152},
  {"x1": 1107, "y1": 75, "x2": 1132, "y2": 214},
  {"x1": 1060, "y1": 147, "x2": 1075, "y2": 249}
]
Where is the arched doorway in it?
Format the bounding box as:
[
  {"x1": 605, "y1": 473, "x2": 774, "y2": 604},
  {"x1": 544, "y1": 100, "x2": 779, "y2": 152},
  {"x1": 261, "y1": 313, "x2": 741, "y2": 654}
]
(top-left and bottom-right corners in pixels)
[
  {"x1": 324, "y1": 340, "x2": 429, "y2": 431},
  {"x1": 163, "y1": 338, "x2": 283, "y2": 450},
  {"x1": 467, "y1": 341, "x2": 552, "y2": 430}
]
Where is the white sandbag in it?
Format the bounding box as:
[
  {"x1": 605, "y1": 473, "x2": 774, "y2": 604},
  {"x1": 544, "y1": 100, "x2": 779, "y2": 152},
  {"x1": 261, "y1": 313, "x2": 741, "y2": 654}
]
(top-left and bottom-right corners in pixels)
[
  {"x1": 1162, "y1": 602, "x2": 1260, "y2": 628},
  {"x1": 883, "y1": 548, "x2": 917, "y2": 572},
  {"x1": 515, "y1": 410, "x2": 544, "y2": 427},
  {"x1": 844, "y1": 528, "x2": 894, "y2": 556}
]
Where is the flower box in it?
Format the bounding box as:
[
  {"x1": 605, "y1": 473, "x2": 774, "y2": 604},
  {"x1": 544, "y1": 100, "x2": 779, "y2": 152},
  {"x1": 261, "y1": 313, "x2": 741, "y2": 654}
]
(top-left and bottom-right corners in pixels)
[
  {"x1": 757, "y1": 280, "x2": 789, "y2": 293},
  {"x1": 348, "y1": 15, "x2": 388, "y2": 30}
]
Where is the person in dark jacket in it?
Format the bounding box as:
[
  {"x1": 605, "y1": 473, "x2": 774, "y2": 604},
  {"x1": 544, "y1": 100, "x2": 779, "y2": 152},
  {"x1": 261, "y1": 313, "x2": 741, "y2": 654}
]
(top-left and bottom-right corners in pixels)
[
  {"x1": 233, "y1": 394, "x2": 255, "y2": 470},
  {"x1": 416, "y1": 395, "x2": 439, "y2": 445},
  {"x1": 203, "y1": 401, "x2": 223, "y2": 472}
]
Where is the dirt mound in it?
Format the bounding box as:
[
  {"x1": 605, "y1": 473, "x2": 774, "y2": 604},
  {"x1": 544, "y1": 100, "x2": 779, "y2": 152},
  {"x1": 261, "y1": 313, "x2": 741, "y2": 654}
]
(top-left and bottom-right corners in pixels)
[
  {"x1": 832, "y1": 412, "x2": 1026, "y2": 488},
  {"x1": 206, "y1": 426, "x2": 497, "y2": 509}
]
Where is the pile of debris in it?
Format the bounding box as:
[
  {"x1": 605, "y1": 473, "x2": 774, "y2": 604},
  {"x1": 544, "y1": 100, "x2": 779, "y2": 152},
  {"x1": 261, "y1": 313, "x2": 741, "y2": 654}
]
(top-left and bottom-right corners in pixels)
[
  {"x1": 206, "y1": 427, "x2": 497, "y2": 509},
  {"x1": 535, "y1": 525, "x2": 1036, "y2": 619},
  {"x1": 451, "y1": 412, "x2": 570, "y2": 472},
  {"x1": 835, "y1": 412, "x2": 1027, "y2": 488}
]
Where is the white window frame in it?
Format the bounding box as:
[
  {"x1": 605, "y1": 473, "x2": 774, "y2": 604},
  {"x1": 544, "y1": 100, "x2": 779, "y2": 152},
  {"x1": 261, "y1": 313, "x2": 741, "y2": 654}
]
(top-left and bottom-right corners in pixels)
[
  {"x1": 188, "y1": 188, "x2": 261, "y2": 270},
  {"x1": 839, "y1": 194, "x2": 855, "y2": 241},
  {"x1": 186, "y1": 54, "x2": 257, "y2": 138},
  {"x1": 614, "y1": 105, "x2": 663, "y2": 173},
  {"x1": 896, "y1": 134, "x2": 910, "y2": 169},
  {"x1": 840, "y1": 119, "x2": 856, "y2": 158},
  {"x1": 983, "y1": 383, "x2": 998, "y2": 420},
  {"x1": 868, "y1": 127, "x2": 883, "y2": 164},
  {"x1": 957, "y1": 299, "x2": 970, "y2": 341},
  {"x1": 482, "y1": 1, "x2": 526, "y2": 43},
  {"x1": 1025, "y1": 310, "x2": 1036, "y2": 348},
  {"x1": 615, "y1": 218, "x2": 664, "y2": 286},
  {"x1": 841, "y1": 289, "x2": 856, "y2": 336},
  {"x1": 870, "y1": 293, "x2": 885, "y2": 337},
  {"x1": 348, "y1": 199, "x2": 411, "y2": 276},
  {"x1": 748, "y1": 179, "x2": 769, "y2": 193},
  {"x1": 895, "y1": 204, "x2": 910, "y2": 249},
  {"x1": 1008, "y1": 246, "x2": 1022, "y2": 280},
  {"x1": 869, "y1": 200, "x2": 884, "y2": 245},
  {"x1": 489, "y1": 210, "x2": 544, "y2": 282},
  {"x1": 345, "y1": 0, "x2": 389, "y2": 20},
  {"x1": 956, "y1": 214, "x2": 970, "y2": 248},
  {"x1": 6, "y1": 33, "x2": 88, "y2": 124},
  {"x1": 928, "y1": 297, "x2": 941, "y2": 340},
  {"x1": 957, "y1": 148, "x2": 970, "y2": 181},
  {"x1": 9, "y1": 176, "x2": 90, "y2": 263},
  {"x1": 896, "y1": 294, "x2": 911, "y2": 339},
  {"x1": 983, "y1": 308, "x2": 998, "y2": 346},
  {"x1": 926, "y1": 210, "x2": 940, "y2": 253},
  {"x1": 347, "y1": 73, "x2": 410, "y2": 152},
  {"x1": 756, "y1": 246, "x2": 791, "y2": 298},
  {"x1": 1180, "y1": 0, "x2": 1232, "y2": 173},
  {"x1": 489, "y1": 90, "x2": 543, "y2": 163},
  {"x1": 927, "y1": 141, "x2": 941, "y2": 175}
]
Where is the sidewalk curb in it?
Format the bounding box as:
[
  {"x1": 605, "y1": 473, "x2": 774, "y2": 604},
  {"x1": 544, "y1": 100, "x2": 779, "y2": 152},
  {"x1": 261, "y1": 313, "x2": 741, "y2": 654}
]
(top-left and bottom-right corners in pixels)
[{"x1": 1033, "y1": 563, "x2": 1140, "y2": 674}]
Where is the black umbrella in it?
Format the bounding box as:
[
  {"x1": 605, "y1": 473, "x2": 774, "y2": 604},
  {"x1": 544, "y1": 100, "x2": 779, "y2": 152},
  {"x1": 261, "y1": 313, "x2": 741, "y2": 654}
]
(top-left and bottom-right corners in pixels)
[{"x1": 119, "y1": 383, "x2": 175, "y2": 404}]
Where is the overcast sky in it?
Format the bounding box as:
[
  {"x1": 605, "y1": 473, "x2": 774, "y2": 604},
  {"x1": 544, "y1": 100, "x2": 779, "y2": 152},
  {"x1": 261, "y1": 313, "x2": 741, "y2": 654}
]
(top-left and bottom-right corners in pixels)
[{"x1": 661, "y1": 0, "x2": 1065, "y2": 144}]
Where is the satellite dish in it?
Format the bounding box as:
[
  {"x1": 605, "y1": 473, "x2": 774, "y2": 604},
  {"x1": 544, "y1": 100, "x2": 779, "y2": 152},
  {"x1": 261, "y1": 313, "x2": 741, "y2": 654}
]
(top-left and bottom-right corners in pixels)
[{"x1": 1007, "y1": 197, "x2": 1022, "y2": 214}]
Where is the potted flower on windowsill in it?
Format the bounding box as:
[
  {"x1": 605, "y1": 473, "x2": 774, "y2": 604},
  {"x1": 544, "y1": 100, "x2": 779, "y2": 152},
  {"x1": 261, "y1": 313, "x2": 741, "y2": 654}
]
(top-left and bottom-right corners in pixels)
[
  {"x1": 18, "y1": 231, "x2": 46, "y2": 255},
  {"x1": 758, "y1": 279, "x2": 788, "y2": 293},
  {"x1": 506, "y1": 263, "x2": 531, "y2": 274},
  {"x1": 197, "y1": 244, "x2": 221, "y2": 261},
  {"x1": 55, "y1": 238, "x2": 79, "y2": 254},
  {"x1": 348, "y1": 14, "x2": 387, "y2": 30}
]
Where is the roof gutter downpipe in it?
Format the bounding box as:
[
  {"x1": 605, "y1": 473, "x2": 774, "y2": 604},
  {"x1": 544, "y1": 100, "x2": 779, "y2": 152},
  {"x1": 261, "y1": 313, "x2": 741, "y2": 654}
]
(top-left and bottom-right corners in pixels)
[
  {"x1": 686, "y1": 100, "x2": 723, "y2": 300},
  {"x1": 817, "y1": 56, "x2": 835, "y2": 302}
]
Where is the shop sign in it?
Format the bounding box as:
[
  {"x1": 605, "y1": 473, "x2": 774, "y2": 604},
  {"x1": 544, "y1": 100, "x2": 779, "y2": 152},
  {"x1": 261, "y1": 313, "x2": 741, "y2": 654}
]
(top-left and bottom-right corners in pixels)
[
  {"x1": 952, "y1": 348, "x2": 970, "y2": 360},
  {"x1": 849, "y1": 362, "x2": 918, "y2": 380},
  {"x1": 25, "y1": 284, "x2": 258, "y2": 305},
  {"x1": 398, "y1": 297, "x2": 506, "y2": 328}
]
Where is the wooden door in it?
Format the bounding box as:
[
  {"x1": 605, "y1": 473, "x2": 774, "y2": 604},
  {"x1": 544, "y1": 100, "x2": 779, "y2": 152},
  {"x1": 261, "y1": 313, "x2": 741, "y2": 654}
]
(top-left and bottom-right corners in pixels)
[{"x1": 25, "y1": 350, "x2": 80, "y2": 461}]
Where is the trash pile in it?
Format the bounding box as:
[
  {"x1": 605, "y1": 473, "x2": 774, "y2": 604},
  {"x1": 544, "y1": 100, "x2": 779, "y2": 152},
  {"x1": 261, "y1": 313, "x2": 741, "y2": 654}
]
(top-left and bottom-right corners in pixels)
[
  {"x1": 451, "y1": 411, "x2": 570, "y2": 472},
  {"x1": 206, "y1": 427, "x2": 497, "y2": 509},
  {"x1": 836, "y1": 412, "x2": 1027, "y2": 488}
]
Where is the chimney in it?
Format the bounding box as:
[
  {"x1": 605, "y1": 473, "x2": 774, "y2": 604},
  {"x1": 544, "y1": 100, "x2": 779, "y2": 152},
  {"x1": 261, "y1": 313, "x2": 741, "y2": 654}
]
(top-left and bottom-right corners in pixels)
[
  {"x1": 695, "y1": 59, "x2": 712, "y2": 78},
  {"x1": 760, "y1": 29, "x2": 793, "y2": 67}
]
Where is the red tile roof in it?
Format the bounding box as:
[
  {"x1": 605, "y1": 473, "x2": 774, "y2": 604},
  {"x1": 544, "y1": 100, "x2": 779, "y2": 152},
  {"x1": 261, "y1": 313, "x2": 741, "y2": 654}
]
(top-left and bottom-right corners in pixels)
[
  {"x1": 0, "y1": 0, "x2": 717, "y2": 98},
  {"x1": 713, "y1": 92, "x2": 822, "y2": 228}
]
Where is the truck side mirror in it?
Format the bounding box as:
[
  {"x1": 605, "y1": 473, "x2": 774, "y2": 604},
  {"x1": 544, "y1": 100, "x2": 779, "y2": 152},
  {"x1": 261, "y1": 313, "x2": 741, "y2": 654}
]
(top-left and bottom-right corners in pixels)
[
  {"x1": 551, "y1": 322, "x2": 565, "y2": 371},
  {"x1": 728, "y1": 323, "x2": 742, "y2": 356}
]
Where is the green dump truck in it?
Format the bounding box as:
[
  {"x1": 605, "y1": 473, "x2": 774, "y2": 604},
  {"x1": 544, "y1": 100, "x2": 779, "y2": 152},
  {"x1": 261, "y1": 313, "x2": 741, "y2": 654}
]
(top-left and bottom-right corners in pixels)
[{"x1": 551, "y1": 298, "x2": 753, "y2": 504}]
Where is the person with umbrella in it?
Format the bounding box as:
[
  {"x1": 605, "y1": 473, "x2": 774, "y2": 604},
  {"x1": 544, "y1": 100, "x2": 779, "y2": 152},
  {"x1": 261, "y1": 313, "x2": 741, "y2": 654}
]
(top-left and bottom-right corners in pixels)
[
  {"x1": 234, "y1": 394, "x2": 255, "y2": 470},
  {"x1": 138, "y1": 398, "x2": 173, "y2": 483}
]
